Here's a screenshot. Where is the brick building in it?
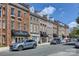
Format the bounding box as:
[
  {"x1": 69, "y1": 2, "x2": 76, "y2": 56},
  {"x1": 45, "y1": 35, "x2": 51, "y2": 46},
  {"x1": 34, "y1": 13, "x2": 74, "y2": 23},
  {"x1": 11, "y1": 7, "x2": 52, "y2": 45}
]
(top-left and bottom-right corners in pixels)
[
  {"x1": 52, "y1": 20, "x2": 69, "y2": 39},
  {"x1": 0, "y1": 3, "x2": 30, "y2": 46}
]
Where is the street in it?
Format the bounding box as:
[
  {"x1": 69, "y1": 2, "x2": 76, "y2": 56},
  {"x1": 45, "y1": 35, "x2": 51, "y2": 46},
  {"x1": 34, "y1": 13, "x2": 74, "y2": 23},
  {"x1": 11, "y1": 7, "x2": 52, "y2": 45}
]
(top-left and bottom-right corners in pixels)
[{"x1": 0, "y1": 44, "x2": 79, "y2": 56}]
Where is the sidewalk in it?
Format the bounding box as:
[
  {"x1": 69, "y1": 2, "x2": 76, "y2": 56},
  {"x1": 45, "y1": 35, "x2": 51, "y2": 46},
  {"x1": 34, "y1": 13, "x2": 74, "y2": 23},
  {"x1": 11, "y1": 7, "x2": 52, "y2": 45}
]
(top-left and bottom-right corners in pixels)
[
  {"x1": 38, "y1": 43, "x2": 50, "y2": 46},
  {"x1": 0, "y1": 47, "x2": 9, "y2": 52}
]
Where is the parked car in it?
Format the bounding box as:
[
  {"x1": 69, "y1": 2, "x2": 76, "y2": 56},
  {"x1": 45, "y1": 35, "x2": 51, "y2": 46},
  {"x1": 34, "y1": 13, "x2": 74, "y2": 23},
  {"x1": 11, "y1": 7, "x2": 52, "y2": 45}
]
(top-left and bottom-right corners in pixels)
[
  {"x1": 75, "y1": 39, "x2": 79, "y2": 48},
  {"x1": 61, "y1": 39, "x2": 66, "y2": 43},
  {"x1": 50, "y1": 39, "x2": 57, "y2": 45},
  {"x1": 50, "y1": 37, "x2": 61, "y2": 45},
  {"x1": 63, "y1": 41, "x2": 75, "y2": 45},
  {"x1": 10, "y1": 39, "x2": 37, "y2": 51},
  {"x1": 63, "y1": 39, "x2": 76, "y2": 45}
]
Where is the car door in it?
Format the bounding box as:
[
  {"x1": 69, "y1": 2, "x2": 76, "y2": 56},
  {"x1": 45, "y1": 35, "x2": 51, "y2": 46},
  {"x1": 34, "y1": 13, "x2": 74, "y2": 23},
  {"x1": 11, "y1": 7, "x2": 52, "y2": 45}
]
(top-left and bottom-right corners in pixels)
[
  {"x1": 25, "y1": 40, "x2": 32, "y2": 48},
  {"x1": 24, "y1": 40, "x2": 31, "y2": 48},
  {"x1": 27, "y1": 40, "x2": 34, "y2": 47}
]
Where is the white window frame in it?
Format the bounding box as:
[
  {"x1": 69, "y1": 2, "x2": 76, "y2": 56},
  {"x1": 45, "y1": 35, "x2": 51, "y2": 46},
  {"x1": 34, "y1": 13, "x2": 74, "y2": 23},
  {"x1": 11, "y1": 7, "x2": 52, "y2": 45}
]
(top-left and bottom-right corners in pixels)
[
  {"x1": 18, "y1": 9, "x2": 21, "y2": 17},
  {"x1": 11, "y1": 18, "x2": 15, "y2": 30},
  {"x1": 30, "y1": 23, "x2": 33, "y2": 32}
]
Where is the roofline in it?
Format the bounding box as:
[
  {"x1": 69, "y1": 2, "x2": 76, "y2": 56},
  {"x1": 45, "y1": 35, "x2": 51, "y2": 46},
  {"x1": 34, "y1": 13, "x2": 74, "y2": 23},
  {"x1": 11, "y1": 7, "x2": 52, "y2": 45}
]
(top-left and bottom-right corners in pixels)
[{"x1": 9, "y1": 3, "x2": 29, "y2": 12}]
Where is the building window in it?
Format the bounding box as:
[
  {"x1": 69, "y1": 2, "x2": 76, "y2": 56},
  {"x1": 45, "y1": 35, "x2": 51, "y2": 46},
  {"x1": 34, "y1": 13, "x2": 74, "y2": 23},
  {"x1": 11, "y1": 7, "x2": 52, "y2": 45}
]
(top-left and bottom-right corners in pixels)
[
  {"x1": 11, "y1": 18, "x2": 14, "y2": 30},
  {"x1": 0, "y1": 20, "x2": 1, "y2": 28},
  {"x1": 34, "y1": 25, "x2": 37, "y2": 32},
  {"x1": 11, "y1": 8, "x2": 14, "y2": 16},
  {"x1": 35, "y1": 25, "x2": 37, "y2": 32},
  {"x1": 24, "y1": 24, "x2": 26, "y2": 30},
  {"x1": 2, "y1": 20, "x2": 6, "y2": 29},
  {"x1": 15, "y1": 38, "x2": 18, "y2": 43},
  {"x1": 34, "y1": 17, "x2": 35, "y2": 21},
  {"x1": 30, "y1": 16, "x2": 33, "y2": 22},
  {"x1": 0, "y1": 7, "x2": 1, "y2": 17},
  {"x1": 30, "y1": 23, "x2": 32, "y2": 32},
  {"x1": 30, "y1": 16, "x2": 32, "y2": 21},
  {"x1": 36, "y1": 25, "x2": 38, "y2": 32},
  {"x1": 18, "y1": 21, "x2": 21, "y2": 30},
  {"x1": 24, "y1": 12, "x2": 27, "y2": 17},
  {"x1": 18, "y1": 10, "x2": 21, "y2": 17},
  {"x1": 2, "y1": 35, "x2": 6, "y2": 45}
]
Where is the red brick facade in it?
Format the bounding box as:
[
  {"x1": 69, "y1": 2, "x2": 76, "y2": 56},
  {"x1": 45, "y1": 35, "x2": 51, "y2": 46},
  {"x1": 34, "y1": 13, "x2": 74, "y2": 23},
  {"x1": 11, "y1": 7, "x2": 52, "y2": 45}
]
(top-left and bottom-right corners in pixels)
[{"x1": 0, "y1": 3, "x2": 30, "y2": 46}]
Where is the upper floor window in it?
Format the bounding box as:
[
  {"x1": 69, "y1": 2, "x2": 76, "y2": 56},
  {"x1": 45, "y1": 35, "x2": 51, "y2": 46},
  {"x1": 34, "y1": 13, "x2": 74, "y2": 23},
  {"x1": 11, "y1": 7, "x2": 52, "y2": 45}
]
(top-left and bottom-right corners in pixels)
[
  {"x1": 24, "y1": 24, "x2": 27, "y2": 30},
  {"x1": 18, "y1": 21, "x2": 21, "y2": 30},
  {"x1": 0, "y1": 7, "x2": 2, "y2": 17},
  {"x1": 0, "y1": 20, "x2": 1, "y2": 28},
  {"x1": 11, "y1": 8, "x2": 14, "y2": 16},
  {"x1": 30, "y1": 16, "x2": 33, "y2": 21},
  {"x1": 2, "y1": 20, "x2": 6, "y2": 29},
  {"x1": 24, "y1": 12, "x2": 27, "y2": 17},
  {"x1": 11, "y1": 18, "x2": 15, "y2": 30},
  {"x1": 30, "y1": 23, "x2": 33, "y2": 32},
  {"x1": 18, "y1": 10, "x2": 21, "y2": 17}
]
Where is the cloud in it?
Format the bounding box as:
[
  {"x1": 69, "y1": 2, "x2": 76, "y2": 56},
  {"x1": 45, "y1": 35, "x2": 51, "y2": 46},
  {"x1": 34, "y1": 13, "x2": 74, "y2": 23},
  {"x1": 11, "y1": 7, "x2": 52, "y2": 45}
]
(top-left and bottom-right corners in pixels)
[
  {"x1": 30, "y1": 6, "x2": 35, "y2": 13},
  {"x1": 39, "y1": 6, "x2": 56, "y2": 16},
  {"x1": 51, "y1": 18, "x2": 54, "y2": 21},
  {"x1": 68, "y1": 21, "x2": 77, "y2": 28}
]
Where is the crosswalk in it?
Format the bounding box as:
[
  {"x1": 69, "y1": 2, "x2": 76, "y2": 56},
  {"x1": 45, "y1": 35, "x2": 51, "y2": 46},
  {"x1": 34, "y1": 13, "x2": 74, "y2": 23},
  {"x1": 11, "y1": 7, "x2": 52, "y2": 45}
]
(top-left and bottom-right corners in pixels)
[{"x1": 48, "y1": 48, "x2": 79, "y2": 56}]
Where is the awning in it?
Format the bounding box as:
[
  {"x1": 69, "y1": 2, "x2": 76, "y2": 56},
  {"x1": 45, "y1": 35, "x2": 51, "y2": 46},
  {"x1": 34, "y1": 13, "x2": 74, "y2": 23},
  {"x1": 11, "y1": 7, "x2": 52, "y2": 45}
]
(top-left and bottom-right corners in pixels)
[
  {"x1": 53, "y1": 33, "x2": 58, "y2": 37},
  {"x1": 40, "y1": 31, "x2": 48, "y2": 37},
  {"x1": 11, "y1": 30, "x2": 30, "y2": 37}
]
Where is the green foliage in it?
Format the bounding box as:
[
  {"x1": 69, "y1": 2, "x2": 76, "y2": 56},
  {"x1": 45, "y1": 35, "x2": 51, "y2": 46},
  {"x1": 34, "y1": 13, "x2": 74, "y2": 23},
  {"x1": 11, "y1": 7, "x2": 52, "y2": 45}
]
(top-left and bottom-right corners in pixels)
[{"x1": 69, "y1": 27, "x2": 79, "y2": 38}]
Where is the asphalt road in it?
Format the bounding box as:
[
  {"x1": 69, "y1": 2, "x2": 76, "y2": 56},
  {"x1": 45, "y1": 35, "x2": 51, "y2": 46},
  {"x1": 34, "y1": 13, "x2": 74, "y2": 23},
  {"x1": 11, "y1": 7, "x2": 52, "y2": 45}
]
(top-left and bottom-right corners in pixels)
[{"x1": 0, "y1": 44, "x2": 79, "y2": 56}]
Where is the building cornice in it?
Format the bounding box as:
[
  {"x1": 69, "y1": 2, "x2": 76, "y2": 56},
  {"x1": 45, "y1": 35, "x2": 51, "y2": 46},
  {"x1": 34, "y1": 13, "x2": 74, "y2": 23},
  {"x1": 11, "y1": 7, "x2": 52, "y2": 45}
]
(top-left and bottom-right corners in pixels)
[{"x1": 9, "y1": 3, "x2": 29, "y2": 12}]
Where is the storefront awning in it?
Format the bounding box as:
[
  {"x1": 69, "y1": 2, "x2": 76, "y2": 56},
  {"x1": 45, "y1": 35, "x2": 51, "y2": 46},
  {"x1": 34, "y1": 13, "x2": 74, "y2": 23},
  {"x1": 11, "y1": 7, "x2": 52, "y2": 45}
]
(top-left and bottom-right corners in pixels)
[
  {"x1": 40, "y1": 31, "x2": 48, "y2": 37},
  {"x1": 11, "y1": 30, "x2": 30, "y2": 37},
  {"x1": 53, "y1": 33, "x2": 58, "y2": 37}
]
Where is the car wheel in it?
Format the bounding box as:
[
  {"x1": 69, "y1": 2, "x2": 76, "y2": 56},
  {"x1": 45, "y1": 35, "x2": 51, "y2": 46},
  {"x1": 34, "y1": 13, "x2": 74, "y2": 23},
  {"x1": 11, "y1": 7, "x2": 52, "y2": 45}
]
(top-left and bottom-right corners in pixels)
[
  {"x1": 33, "y1": 44, "x2": 37, "y2": 49},
  {"x1": 18, "y1": 46, "x2": 23, "y2": 51}
]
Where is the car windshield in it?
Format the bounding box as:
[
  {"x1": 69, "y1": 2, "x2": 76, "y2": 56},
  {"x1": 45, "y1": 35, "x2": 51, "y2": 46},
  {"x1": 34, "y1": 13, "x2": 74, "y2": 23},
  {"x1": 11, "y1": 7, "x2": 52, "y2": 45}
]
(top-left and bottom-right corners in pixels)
[
  {"x1": 26, "y1": 40, "x2": 34, "y2": 42},
  {"x1": 77, "y1": 39, "x2": 79, "y2": 42}
]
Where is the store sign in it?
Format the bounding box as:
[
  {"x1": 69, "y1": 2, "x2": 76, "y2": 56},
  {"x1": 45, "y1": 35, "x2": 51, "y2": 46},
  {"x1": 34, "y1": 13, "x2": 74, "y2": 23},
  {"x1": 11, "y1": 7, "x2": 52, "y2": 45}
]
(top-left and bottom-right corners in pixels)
[{"x1": 12, "y1": 30, "x2": 30, "y2": 37}]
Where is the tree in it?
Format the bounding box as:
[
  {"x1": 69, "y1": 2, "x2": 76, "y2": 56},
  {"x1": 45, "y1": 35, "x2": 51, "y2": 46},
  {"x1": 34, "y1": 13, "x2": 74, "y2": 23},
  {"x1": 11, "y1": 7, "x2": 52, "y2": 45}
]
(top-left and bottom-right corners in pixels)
[
  {"x1": 69, "y1": 17, "x2": 79, "y2": 38},
  {"x1": 69, "y1": 27, "x2": 79, "y2": 38}
]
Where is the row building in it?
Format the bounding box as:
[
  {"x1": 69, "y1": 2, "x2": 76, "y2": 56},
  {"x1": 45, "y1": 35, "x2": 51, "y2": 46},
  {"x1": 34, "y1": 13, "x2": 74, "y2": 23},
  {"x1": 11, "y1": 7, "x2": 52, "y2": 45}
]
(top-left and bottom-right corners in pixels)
[{"x1": 0, "y1": 3, "x2": 69, "y2": 46}]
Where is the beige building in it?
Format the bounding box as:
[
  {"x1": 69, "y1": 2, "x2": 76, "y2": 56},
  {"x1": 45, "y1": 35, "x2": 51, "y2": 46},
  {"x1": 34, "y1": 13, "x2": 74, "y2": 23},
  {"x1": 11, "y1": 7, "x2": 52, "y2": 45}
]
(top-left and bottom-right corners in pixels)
[
  {"x1": 52, "y1": 20, "x2": 59, "y2": 37},
  {"x1": 30, "y1": 12, "x2": 40, "y2": 44},
  {"x1": 52, "y1": 20, "x2": 69, "y2": 39},
  {"x1": 30, "y1": 12, "x2": 54, "y2": 44},
  {"x1": 58, "y1": 22, "x2": 69, "y2": 39},
  {"x1": 39, "y1": 16, "x2": 48, "y2": 43},
  {"x1": 47, "y1": 20, "x2": 53, "y2": 42}
]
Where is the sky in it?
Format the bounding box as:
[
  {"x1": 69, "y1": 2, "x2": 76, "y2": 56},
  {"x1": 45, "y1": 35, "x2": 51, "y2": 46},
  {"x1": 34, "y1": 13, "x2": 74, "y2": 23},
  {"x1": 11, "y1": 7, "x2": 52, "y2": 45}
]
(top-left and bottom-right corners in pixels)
[{"x1": 30, "y1": 3, "x2": 79, "y2": 28}]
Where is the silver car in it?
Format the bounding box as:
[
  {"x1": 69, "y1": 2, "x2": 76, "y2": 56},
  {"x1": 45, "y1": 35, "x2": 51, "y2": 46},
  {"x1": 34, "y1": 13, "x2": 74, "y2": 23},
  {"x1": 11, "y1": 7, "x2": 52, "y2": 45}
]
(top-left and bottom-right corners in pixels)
[
  {"x1": 10, "y1": 40, "x2": 37, "y2": 51},
  {"x1": 75, "y1": 39, "x2": 79, "y2": 48}
]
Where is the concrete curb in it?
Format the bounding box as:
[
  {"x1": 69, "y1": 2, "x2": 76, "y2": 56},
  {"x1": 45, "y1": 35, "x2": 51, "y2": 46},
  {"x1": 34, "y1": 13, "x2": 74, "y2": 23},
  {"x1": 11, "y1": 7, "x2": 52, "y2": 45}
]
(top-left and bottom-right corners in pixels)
[{"x1": 0, "y1": 47, "x2": 9, "y2": 52}]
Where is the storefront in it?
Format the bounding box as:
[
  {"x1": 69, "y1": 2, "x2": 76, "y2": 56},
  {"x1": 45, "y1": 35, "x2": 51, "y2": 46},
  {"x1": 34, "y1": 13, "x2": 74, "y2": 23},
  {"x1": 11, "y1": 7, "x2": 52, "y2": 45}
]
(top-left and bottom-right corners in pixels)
[
  {"x1": 30, "y1": 33, "x2": 40, "y2": 44},
  {"x1": 11, "y1": 30, "x2": 30, "y2": 43},
  {"x1": 40, "y1": 31, "x2": 48, "y2": 44}
]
